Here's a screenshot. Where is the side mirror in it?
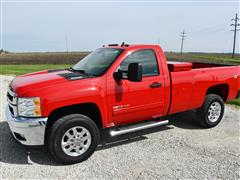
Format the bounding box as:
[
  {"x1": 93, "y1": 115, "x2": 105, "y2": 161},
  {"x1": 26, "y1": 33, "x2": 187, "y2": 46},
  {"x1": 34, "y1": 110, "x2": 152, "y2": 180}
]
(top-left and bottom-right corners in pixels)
[
  {"x1": 128, "y1": 63, "x2": 142, "y2": 82},
  {"x1": 113, "y1": 70, "x2": 123, "y2": 81}
]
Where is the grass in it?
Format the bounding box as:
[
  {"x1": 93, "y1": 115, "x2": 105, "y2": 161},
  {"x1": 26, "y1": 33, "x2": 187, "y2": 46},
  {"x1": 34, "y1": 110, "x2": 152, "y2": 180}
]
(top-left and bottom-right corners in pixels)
[
  {"x1": 0, "y1": 64, "x2": 70, "y2": 75},
  {"x1": 191, "y1": 55, "x2": 240, "y2": 64},
  {"x1": 166, "y1": 52, "x2": 240, "y2": 65},
  {"x1": 226, "y1": 98, "x2": 240, "y2": 107}
]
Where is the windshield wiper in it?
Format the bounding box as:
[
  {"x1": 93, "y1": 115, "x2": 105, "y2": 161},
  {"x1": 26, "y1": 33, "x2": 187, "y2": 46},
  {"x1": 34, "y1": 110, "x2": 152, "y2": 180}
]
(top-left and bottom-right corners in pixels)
[
  {"x1": 68, "y1": 67, "x2": 85, "y2": 73},
  {"x1": 68, "y1": 67, "x2": 95, "y2": 77}
]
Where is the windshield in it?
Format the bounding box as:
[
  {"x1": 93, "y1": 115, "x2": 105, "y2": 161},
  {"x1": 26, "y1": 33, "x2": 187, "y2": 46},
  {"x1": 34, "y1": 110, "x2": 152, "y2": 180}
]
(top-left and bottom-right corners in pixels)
[{"x1": 73, "y1": 48, "x2": 123, "y2": 76}]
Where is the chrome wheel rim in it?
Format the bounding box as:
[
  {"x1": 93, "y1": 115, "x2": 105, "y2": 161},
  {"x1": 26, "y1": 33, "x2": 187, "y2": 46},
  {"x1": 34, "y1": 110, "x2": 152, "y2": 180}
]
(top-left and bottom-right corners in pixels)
[
  {"x1": 208, "y1": 102, "x2": 221, "y2": 123},
  {"x1": 61, "y1": 126, "x2": 92, "y2": 157}
]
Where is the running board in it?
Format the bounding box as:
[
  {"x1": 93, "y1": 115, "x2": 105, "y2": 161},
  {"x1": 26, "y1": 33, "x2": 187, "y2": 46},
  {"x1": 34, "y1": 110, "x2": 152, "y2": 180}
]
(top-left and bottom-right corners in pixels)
[{"x1": 110, "y1": 120, "x2": 169, "y2": 137}]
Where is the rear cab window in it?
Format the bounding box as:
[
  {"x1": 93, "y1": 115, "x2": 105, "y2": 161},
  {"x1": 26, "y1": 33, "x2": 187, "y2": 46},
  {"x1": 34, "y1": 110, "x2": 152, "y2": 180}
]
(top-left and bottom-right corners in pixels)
[{"x1": 119, "y1": 49, "x2": 159, "y2": 77}]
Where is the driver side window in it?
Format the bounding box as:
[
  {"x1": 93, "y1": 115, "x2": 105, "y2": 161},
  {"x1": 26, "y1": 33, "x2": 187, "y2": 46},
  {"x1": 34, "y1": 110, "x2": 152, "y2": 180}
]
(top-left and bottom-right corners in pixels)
[{"x1": 119, "y1": 49, "x2": 159, "y2": 77}]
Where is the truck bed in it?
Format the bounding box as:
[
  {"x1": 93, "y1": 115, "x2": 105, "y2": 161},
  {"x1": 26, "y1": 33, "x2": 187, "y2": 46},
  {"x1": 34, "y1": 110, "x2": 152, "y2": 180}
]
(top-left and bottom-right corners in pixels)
[
  {"x1": 167, "y1": 61, "x2": 239, "y2": 115},
  {"x1": 167, "y1": 61, "x2": 233, "y2": 72}
]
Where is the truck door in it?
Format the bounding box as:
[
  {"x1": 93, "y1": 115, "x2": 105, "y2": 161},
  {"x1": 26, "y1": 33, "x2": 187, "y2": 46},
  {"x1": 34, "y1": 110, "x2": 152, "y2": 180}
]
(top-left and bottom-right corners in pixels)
[{"x1": 106, "y1": 49, "x2": 165, "y2": 125}]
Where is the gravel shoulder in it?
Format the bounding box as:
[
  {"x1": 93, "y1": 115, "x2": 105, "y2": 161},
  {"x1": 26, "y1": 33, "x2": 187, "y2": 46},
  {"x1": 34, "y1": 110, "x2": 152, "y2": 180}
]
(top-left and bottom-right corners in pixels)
[{"x1": 0, "y1": 75, "x2": 239, "y2": 179}]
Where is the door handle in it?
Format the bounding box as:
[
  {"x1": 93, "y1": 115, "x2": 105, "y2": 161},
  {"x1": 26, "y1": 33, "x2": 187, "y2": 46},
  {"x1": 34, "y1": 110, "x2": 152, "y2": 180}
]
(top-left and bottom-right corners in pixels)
[{"x1": 149, "y1": 82, "x2": 162, "y2": 88}]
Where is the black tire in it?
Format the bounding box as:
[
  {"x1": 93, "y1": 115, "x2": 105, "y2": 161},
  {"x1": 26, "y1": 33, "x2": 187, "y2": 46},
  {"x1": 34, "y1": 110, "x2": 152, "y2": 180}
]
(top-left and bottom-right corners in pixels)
[
  {"x1": 197, "y1": 94, "x2": 225, "y2": 128},
  {"x1": 47, "y1": 114, "x2": 100, "y2": 164}
]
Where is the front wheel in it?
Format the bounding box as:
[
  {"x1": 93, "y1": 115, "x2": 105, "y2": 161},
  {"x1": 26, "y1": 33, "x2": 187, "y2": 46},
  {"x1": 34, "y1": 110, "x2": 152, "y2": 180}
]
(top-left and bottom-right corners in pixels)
[
  {"x1": 197, "y1": 94, "x2": 225, "y2": 128},
  {"x1": 47, "y1": 114, "x2": 100, "y2": 164}
]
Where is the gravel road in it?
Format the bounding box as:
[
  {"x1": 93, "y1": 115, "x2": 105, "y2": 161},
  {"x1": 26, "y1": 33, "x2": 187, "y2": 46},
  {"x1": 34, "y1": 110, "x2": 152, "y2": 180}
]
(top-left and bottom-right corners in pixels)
[{"x1": 0, "y1": 75, "x2": 239, "y2": 179}]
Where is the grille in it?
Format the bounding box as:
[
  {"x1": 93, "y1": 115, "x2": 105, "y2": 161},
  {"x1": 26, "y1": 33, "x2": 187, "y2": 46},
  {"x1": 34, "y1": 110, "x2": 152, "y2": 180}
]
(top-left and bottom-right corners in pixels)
[
  {"x1": 7, "y1": 86, "x2": 17, "y2": 104},
  {"x1": 7, "y1": 86, "x2": 17, "y2": 116},
  {"x1": 9, "y1": 105, "x2": 14, "y2": 115},
  {"x1": 7, "y1": 92, "x2": 13, "y2": 102}
]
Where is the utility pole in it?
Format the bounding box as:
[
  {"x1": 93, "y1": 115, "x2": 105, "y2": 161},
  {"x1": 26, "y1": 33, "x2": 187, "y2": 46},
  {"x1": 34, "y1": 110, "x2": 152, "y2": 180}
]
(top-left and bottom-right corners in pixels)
[
  {"x1": 65, "y1": 36, "x2": 69, "y2": 63},
  {"x1": 231, "y1": 13, "x2": 240, "y2": 58},
  {"x1": 180, "y1": 30, "x2": 186, "y2": 54}
]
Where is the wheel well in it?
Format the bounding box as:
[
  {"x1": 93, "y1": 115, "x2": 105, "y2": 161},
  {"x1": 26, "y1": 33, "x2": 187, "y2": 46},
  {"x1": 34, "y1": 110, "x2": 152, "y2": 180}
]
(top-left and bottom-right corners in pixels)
[
  {"x1": 206, "y1": 84, "x2": 229, "y2": 102},
  {"x1": 45, "y1": 103, "x2": 102, "y2": 143}
]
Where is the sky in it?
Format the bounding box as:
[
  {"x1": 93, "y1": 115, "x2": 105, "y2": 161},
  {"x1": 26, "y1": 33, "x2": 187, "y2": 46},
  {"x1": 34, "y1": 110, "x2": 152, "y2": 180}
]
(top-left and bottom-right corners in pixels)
[{"x1": 0, "y1": 0, "x2": 239, "y2": 53}]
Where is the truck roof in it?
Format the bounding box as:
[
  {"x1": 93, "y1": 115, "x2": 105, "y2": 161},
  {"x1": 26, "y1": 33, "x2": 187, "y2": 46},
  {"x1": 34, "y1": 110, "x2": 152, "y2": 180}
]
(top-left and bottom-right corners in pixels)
[{"x1": 103, "y1": 44, "x2": 162, "y2": 50}]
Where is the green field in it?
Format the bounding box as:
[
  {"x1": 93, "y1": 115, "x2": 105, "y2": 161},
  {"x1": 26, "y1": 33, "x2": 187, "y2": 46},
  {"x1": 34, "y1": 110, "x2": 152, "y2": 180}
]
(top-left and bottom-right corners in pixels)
[
  {"x1": 0, "y1": 52, "x2": 239, "y2": 106},
  {"x1": 0, "y1": 64, "x2": 70, "y2": 75},
  {"x1": 226, "y1": 98, "x2": 240, "y2": 106},
  {"x1": 165, "y1": 52, "x2": 240, "y2": 65}
]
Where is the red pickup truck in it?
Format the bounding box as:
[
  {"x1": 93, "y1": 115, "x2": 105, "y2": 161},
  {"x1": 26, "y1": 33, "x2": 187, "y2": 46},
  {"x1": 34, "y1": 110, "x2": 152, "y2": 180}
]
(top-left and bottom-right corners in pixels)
[{"x1": 6, "y1": 44, "x2": 240, "y2": 164}]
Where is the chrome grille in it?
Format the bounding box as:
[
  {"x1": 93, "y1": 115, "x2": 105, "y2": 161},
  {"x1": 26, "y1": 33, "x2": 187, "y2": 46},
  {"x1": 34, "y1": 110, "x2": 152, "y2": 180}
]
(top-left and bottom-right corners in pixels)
[
  {"x1": 7, "y1": 86, "x2": 17, "y2": 104},
  {"x1": 7, "y1": 86, "x2": 17, "y2": 116},
  {"x1": 9, "y1": 106, "x2": 14, "y2": 115},
  {"x1": 7, "y1": 92, "x2": 13, "y2": 101}
]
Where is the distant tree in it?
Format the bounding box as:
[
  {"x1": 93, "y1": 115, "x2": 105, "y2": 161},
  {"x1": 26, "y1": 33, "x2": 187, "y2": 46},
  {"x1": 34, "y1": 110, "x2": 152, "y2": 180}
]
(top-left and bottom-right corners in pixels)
[{"x1": 0, "y1": 49, "x2": 8, "y2": 54}]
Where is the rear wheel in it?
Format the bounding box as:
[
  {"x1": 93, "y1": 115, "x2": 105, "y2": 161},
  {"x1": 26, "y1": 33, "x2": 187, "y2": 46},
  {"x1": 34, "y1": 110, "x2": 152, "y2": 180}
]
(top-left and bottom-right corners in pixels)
[
  {"x1": 47, "y1": 114, "x2": 100, "y2": 164},
  {"x1": 197, "y1": 94, "x2": 224, "y2": 128}
]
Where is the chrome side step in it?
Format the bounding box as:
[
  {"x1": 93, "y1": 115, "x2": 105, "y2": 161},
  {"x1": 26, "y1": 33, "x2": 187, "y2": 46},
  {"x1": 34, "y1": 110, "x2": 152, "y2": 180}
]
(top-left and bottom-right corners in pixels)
[{"x1": 110, "y1": 120, "x2": 169, "y2": 137}]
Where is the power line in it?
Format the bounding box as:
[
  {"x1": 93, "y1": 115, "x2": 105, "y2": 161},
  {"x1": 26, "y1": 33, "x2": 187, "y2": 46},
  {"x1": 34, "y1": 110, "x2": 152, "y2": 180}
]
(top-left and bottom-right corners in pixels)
[
  {"x1": 189, "y1": 22, "x2": 226, "y2": 35},
  {"x1": 231, "y1": 13, "x2": 240, "y2": 58},
  {"x1": 180, "y1": 30, "x2": 186, "y2": 54}
]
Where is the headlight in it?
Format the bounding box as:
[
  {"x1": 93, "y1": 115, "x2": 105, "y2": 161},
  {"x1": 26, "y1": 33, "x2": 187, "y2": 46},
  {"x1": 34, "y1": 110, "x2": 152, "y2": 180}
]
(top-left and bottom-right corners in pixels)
[{"x1": 17, "y1": 97, "x2": 41, "y2": 117}]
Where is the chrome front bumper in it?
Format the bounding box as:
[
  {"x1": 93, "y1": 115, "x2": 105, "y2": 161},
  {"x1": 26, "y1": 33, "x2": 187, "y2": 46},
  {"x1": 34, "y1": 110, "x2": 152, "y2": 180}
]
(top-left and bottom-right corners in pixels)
[{"x1": 5, "y1": 106, "x2": 48, "y2": 146}]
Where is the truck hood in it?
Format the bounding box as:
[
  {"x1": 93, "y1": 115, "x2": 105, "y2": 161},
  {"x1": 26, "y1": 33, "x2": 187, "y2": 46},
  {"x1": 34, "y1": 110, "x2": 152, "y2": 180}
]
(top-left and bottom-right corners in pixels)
[{"x1": 11, "y1": 69, "x2": 87, "y2": 96}]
